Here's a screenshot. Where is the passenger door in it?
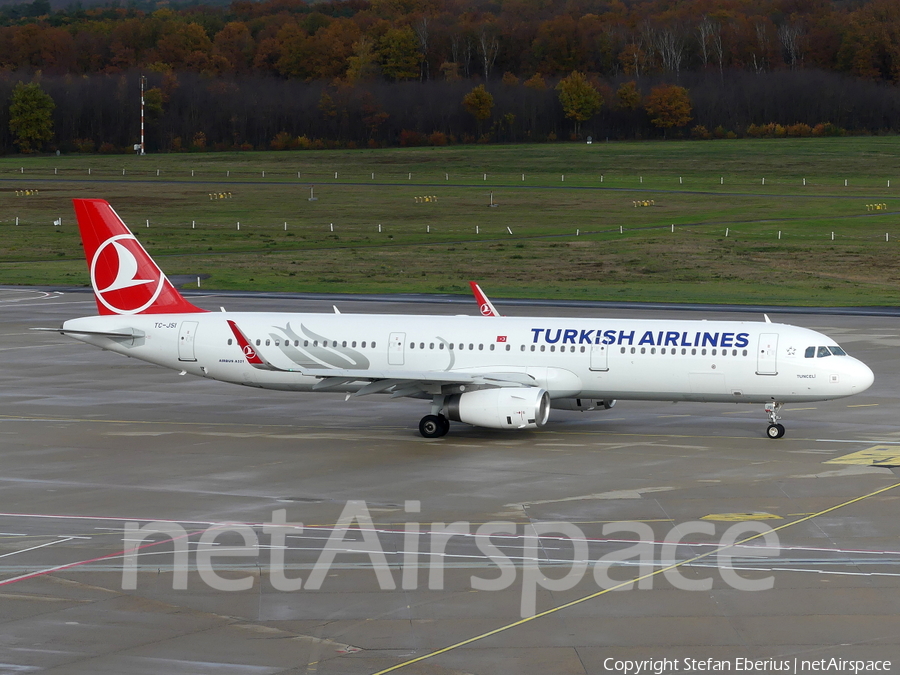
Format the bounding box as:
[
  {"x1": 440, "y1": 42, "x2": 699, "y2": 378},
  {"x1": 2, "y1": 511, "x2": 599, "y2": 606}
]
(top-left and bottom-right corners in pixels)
[
  {"x1": 178, "y1": 321, "x2": 198, "y2": 362},
  {"x1": 756, "y1": 333, "x2": 778, "y2": 375}
]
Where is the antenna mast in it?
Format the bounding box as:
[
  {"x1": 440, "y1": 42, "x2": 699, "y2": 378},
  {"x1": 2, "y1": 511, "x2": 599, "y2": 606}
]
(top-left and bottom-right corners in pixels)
[{"x1": 139, "y1": 75, "x2": 146, "y2": 156}]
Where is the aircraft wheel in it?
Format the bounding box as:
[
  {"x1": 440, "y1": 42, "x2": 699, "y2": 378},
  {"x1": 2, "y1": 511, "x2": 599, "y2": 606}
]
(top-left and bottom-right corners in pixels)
[
  {"x1": 420, "y1": 415, "x2": 448, "y2": 438},
  {"x1": 766, "y1": 423, "x2": 785, "y2": 439}
]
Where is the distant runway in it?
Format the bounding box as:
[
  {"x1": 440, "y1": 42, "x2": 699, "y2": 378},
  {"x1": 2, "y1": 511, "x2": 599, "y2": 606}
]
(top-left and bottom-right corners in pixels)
[{"x1": 1, "y1": 288, "x2": 899, "y2": 674}]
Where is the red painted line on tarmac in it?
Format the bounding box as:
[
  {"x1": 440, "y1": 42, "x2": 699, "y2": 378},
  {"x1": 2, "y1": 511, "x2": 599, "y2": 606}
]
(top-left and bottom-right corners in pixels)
[{"x1": 0, "y1": 530, "x2": 199, "y2": 588}]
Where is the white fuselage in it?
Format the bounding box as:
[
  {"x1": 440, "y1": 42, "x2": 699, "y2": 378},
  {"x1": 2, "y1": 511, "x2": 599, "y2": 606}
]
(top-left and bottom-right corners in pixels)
[{"x1": 62, "y1": 312, "x2": 874, "y2": 405}]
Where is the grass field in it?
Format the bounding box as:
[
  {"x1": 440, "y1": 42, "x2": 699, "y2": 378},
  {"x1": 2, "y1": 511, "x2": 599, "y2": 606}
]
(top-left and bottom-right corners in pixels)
[{"x1": 2, "y1": 137, "x2": 900, "y2": 305}]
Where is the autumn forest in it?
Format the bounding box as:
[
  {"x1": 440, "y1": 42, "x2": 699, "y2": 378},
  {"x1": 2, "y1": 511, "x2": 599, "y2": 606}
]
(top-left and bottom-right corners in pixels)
[{"x1": 1, "y1": 0, "x2": 900, "y2": 153}]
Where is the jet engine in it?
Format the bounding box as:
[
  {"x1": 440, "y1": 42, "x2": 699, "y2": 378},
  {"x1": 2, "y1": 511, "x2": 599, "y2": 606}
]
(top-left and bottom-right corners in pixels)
[
  {"x1": 446, "y1": 387, "x2": 550, "y2": 430},
  {"x1": 551, "y1": 398, "x2": 616, "y2": 411}
]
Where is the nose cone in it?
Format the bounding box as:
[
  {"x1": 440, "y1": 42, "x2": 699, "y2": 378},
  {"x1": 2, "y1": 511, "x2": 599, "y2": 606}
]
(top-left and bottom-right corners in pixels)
[{"x1": 850, "y1": 359, "x2": 875, "y2": 394}]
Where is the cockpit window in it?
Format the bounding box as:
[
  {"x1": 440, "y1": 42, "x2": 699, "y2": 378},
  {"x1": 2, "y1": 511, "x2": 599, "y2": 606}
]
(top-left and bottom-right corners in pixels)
[
  {"x1": 804, "y1": 346, "x2": 815, "y2": 358},
  {"x1": 817, "y1": 346, "x2": 831, "y2": 358},
  {"x1": 829, "y1": 346, "x2": 847, "y2": 356}
]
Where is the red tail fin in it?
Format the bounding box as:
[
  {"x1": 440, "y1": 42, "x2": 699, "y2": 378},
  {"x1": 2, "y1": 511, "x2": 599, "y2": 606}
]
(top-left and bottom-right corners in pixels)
[{"x1": 73, "y1": 199, "x2": 204, "y2": 316}]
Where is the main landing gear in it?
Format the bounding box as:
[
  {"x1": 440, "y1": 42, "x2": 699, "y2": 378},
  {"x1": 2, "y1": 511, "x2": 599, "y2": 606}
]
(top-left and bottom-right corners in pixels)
[
  {"x1": 419, "y1": 414, "x2": 450, "y2": 438},
  {"x1": 765, "y1": 402, "x2": 785, "y2": 439},
  {"x1": 419, "y1": 394, "x2": 451, "y2": 438}
]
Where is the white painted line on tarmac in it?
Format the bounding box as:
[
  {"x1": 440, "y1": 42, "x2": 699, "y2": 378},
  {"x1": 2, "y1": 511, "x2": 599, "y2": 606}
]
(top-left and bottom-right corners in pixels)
[
  {"x1": 816, "y1": 439, "x2": 900, "y2": 444},
  {"x1": 0, "y1": 537, "x2": 76, "y2": 559}
]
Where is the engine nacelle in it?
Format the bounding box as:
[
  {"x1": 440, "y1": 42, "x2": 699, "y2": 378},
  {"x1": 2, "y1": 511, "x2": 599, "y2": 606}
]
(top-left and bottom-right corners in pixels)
[
  {"x1": 551, "y1": 398, "x2": 616, "y2": 412},
  {"x1": 446, "y1": 387, "x2": 550, "y2": 430}
]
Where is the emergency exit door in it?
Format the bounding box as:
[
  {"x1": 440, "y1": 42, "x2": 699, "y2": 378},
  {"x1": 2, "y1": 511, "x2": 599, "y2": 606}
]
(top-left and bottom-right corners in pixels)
[
  {"x1": 388, "y1": 332, "x2": 406, "y2": 365},
  {"x1": 589, "y1": 343, "x2": 609, "y2": 371}
]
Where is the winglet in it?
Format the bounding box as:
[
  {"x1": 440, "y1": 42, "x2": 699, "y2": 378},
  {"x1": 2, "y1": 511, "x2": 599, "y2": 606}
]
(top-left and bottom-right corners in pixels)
[
  {"x1": 469, "y1": 281, "x2": 501, "y2": 317},
  {"x1": 226, "y1": 319, "x2": 292, "y2": 371}
]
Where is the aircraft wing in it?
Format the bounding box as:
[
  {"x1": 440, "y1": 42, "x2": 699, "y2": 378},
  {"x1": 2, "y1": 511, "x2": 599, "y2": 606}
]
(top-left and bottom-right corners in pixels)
[
  {"x1": 226, "y1": 319, "x2": 535, "y2": 397},
  {"x1": 303, "y1": 367, "x2": 537, "y2": 397}
]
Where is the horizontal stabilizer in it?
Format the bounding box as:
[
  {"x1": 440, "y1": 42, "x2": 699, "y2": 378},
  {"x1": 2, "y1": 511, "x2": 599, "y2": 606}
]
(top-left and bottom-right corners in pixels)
[{"x1": 32, "y1": 326, "x2": 144, "y2": 339}]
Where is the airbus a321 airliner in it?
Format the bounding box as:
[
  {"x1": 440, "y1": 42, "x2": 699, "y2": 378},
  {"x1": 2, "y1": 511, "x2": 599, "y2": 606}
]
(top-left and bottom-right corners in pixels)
[{"x1": 50, "y1": 199, "x2": 874, "y2": 439}]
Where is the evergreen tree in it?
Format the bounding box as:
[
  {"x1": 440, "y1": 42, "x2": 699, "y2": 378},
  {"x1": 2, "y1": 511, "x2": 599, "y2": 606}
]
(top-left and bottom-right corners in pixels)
[{"x1": 8, "y1": 81, "x2": 55, "y2": 153}]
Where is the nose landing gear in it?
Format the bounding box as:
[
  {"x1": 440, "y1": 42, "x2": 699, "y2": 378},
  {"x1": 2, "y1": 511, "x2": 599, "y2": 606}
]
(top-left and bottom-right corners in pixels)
[{"x1": 765, "y1": 402, "x2": 785, "y2": 438}]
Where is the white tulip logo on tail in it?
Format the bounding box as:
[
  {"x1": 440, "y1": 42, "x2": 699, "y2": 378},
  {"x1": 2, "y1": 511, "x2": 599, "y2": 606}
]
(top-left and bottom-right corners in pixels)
[{"x1": 90, "y1": 234, "x2": 165, "y2": 314}]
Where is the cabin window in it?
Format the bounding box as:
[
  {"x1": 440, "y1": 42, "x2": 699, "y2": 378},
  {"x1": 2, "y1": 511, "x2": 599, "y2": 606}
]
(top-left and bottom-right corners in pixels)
[
  {"x1": 701, "y1": 349, "x2": 706, "y2": 355},
  {"x1": 550, "y1": 345, "x2": 555, "y2": 352},
  {"x1": 742, "y1": 349, "x2": 748, "y2": 356},
  {"x1": 351, "y1": 341, "x2": 356, "y2": 348},
  {"x1": 420, "y1": 343, "x2": 425, "y2": 349},
  {"x1": 691, "y1": 348, "x2": 696, "y2": 355},
  {"x1": 274, "y1": 340, "x2": 280, "y2": 346},
  {"x1": 439, "y1": 343, "x2": 444, "y2": 350},
  {"x1": 255, "y1": 339, "x2": 261, "y2": 346},
  {"x1": 506, "y1": 344, "x2": 511, "y2": 351},
  {"x1": 732, "y1": 349, "x2": 737, "y2": 356},
  {"x1": 361, "y1": 341, "x2": 366, "y2": 348},
  {"x1": 630, "y1": 347, "x2": 636, "y2": 354},
  {"x1": 342, "y1": 341, "x2": 347, "y2": 347},
  {"x1": 469, "y1": 343, "x2": 474, "y2": 350},
  {"x1": 521, "y1": 345, "x2": 525, "y2": 351},
  {"x1": 489, "y1": 344, "x2": 494, "y2": 351},
  {"x1": 712, "y1": 349, "x2": 717, "y2": 356},
  {"x1": 227, "y1": 338, "x2": 233, "y2": 345},
  {"x1": 641, "y1": 347, "x2": 646, "y2": 354},
  {"x1": 371, "y1": 342, "x2": 376, "y2": 348},
  {"x1": 581, "y1": 346, "x2": 585, "y2": 353},
  {"x1": 661, "y1": 348, "x2": 666, "y2": 354},
  {"x1": 449, "y1": 343, "x2": 454, "y2": 350},
  {"x1": 294, "y1": 340, "x2": 299, "y2": 347},
  {"x1": 681, "y1": 348, "x2": 686, "y2": 355},
  {"x1": 409, "y1": 342, "x2": 414, "y2": 349},
  {"x1": 458, "y1": 343, "x2": 464, "y2": 350},
  {"x1": 650, "y1": 348, "x2": 656, "y2": 354},
  {"x1": 479, "y1": 344, "x2": 483, "y2": 350},
  {"x1": 429, "y1": 343, "x2": 434, "y2": 349},
  {"x1": 540, "y1": 345, "x2": 546, "y2": 352},
  {"x1": 621, "y1": 347, "x2": 626, "y2": 353},
  {"x1": 530, "y1": 345, "x2": 535, "y2": 352}
]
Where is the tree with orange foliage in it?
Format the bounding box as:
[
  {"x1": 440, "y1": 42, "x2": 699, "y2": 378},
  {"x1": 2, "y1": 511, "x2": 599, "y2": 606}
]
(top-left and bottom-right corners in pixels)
[
  {"x1": 644, "y1": 84, "x2": 692, "y2": 137},
  {"x1": 462, "y1": 84, "x2": 493, "y2": 136}
]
